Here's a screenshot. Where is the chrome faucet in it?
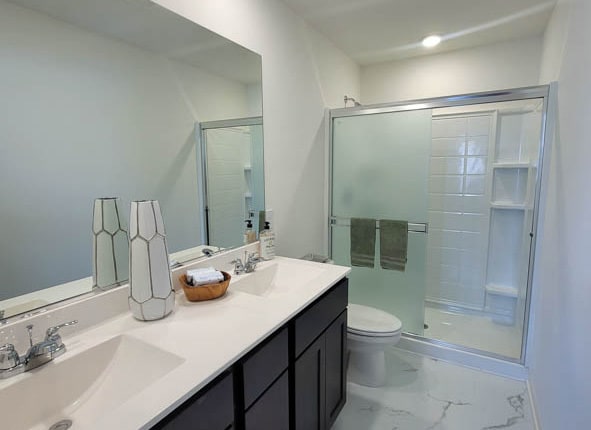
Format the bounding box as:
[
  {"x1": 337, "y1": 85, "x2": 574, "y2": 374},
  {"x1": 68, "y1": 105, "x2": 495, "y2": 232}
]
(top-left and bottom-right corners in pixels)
[
  {"x1": 231, "y1": 252, "x2": 261, "y2": 275},
  {"x1": 244, "y1": 252, "x2": 261, "y2": 273},
  {"x1": 0, "y1": 320, "x2": 77, "y2": 379}
]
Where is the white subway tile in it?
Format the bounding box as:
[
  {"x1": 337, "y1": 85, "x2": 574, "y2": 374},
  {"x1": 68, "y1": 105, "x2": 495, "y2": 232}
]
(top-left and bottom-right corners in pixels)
[
  {"x1": 431, "y1": 138, "x2": 466, "y2": 156},
  {"x1": 462, "y1": 195, "x2": 487, "y2": 214},
  {"x1": 467, "y1": 115, "x2": 491, "y2": 136},
  {"x1": 462, "y1": 213, "x2": 486, "y2": 232},
  {"x1": 466, "y1": 157, "x2": 487, "y2": 175},
  {"x1": 429, "y1": 176, "x2": 463, "y2": 194},
  {"x1": 430, "y1": 157, "x2": 465, "y2": 175},
  {"x1": 464, "y1": 175, "x2": 486, "y2": 194},
  {"x1": 429, "y1": 195, "x2": 464, "y2": 211},
  {"x1": 461, "y1": 231, "x2": 484, "y2": 250},
  {"x1": 440, "y1": 263, "x2": 461, "y2": 283},
  {"x1": 432, "y1": 117, "x2": 468, "y2": 138},
  {"x1": 440, "y1": 247, "x2": 461, "y2": 266},
  {"x1": 428, "y1": 211, "x2": 445, "y2": 228},
  {"x1": 441, "y1": 229, "x2": 464, "y2": 248},
  {"x1": 466, "y1": 136, "x2": 489, "y2": 155}
]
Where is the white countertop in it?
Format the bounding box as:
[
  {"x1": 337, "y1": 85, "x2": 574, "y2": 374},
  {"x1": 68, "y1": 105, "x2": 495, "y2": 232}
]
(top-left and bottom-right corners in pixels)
[{"x1": 26, "y1": 256, "x2": 350, "y2": 430}]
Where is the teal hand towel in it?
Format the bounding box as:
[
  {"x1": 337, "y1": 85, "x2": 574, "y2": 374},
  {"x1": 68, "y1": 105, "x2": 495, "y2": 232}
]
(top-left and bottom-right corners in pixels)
[
  {"x1": 350, "y1": 218, "x2": 376, "y2": 268},
  {"x1": 379, "y1": 220, "x2": 408, "y2": 271}
]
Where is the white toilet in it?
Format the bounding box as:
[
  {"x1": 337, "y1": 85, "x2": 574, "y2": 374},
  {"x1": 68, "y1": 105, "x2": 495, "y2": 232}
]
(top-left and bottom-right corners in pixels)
[{"x1": 347, "y1": 303, "x2": 402, "y2": 387}]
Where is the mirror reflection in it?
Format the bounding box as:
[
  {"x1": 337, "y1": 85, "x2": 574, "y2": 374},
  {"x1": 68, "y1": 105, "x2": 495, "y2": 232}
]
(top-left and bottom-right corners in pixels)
[
  {"x1": 0, "y1": 0, "x2": 263, "y2": 318},
  {"x1": 201, "y1": 118, "x2": 265, "y2": 248}
]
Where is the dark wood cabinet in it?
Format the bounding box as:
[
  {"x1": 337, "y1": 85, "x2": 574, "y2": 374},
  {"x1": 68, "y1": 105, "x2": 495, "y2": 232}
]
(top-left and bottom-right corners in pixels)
[
  {"x1": 242, "y1": 327, "x2": 288, "y2": 409},
  {"x1": 245, "y1": 371, "x2": 289, "y2": 430},
  {"x1": 325, "y1": 310, "x2": 348, "y2": 428},
  {"x1": 294, "y1": 309, "x2": 347, "y2": 430},
  {"x1": 153, "y1": 371, "x2": 234, "y2": 430},
  {"x1": 295, "y1": 333, "x2": 326, "y2": 430},
  {"x1": 153, "y1": 277, "x2": 348, "y2": 430}
]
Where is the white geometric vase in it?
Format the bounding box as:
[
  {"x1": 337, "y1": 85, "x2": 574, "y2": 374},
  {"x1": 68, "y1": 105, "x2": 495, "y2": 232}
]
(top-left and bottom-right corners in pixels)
[
  {"x1": 128, "y1": 200, "x2": 175, "y2": 321},
  {"x1": 92, "y1": 197, "x2": 129, "y2": 290}
]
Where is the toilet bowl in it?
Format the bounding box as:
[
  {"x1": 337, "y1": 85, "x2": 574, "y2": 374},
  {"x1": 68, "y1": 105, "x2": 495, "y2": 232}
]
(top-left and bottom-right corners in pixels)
[{"x1": 347, "y1": 303, "x2": 402, "y2": 387}]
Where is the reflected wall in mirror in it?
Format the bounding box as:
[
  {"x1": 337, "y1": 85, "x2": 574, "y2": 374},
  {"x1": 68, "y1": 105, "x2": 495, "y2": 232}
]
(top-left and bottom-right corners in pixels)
[
  {"x1": 200, "y1": 118, "x2": 265, "y2": 248},
  {"x1": 0, "y1": 0, "x2": 263, "y2": 318}
]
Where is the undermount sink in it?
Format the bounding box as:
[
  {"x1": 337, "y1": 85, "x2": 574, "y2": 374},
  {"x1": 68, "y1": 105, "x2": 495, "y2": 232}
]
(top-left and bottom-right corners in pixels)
[
  {"x1": 0, "y1": 335, "x2": 184, "y2": 430},
  {"x1": 230, "y1": 258, "x2": 325, "y2": 297}
]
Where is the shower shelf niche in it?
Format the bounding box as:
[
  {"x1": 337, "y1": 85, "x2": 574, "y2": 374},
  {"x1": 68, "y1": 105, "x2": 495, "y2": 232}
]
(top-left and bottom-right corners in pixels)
[{"x1": 484, "y1": 108, "x2": 541, "y2": 325}]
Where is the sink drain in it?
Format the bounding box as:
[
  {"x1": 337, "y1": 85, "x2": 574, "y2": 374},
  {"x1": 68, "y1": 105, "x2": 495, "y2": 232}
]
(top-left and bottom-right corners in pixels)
[{"x1": 49, "y1": 419, "x2": 72, "y2": 430}]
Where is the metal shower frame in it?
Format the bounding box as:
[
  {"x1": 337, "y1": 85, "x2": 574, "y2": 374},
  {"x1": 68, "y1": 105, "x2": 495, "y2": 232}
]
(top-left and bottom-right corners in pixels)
[
  {"x1": 327, "y1": 85, "x2": 552, "y2": 365},
  {"x1": 195, "y1": 116, "x2": 264, "y2": 245}
]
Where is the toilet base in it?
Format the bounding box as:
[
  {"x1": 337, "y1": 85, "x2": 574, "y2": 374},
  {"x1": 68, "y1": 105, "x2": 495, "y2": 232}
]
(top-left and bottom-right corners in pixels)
[{"x1": 348, "y1": 348, "x2": 387, "y2": 387}]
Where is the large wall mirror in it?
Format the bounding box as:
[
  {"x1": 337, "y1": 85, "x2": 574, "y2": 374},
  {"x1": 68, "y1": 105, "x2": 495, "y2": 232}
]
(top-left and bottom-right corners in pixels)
[{"x1": 0, "y1": 0, "x2": 264, "y2": 319}]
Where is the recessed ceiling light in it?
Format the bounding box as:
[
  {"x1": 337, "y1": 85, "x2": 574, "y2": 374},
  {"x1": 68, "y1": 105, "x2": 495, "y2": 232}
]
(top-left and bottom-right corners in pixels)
[{"x1": 422, "y1": 35, "x2": 441, "y2": 48}]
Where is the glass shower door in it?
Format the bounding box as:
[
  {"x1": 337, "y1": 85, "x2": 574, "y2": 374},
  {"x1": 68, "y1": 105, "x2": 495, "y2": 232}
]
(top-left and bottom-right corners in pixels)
[
  {"x1": 331, "y1": 110, "x2": 432, "y2": 335},
  {"x1": 202, "y1": 121, "x2": 264, "y2": 248}
]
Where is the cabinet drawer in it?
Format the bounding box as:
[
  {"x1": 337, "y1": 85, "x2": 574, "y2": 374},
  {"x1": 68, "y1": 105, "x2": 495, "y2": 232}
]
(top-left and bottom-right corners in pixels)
[
  {"x1": 155, "y1": 371, "x2": 233, "y2": 430},
  {"x1": 294, "y1": 278, "x2": 348, "y2": 357},
  {"x1": 243, "y1": 327, "x2": 288, "y2": 408},
  {"x1": 245, "y1": 371, "x2": 289, "y2": 430}
]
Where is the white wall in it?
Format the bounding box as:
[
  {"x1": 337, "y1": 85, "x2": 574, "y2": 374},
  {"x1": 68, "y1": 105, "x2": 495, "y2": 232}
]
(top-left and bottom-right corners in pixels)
[
  {"x1": 528, "y1": 0, "x2": 591, "y2": 428},
  {"x1": 0, "y1": 0, "x2": 252, "y2": 298},
  {"x1": 155, "y1": 0, "x2": 360, "y2": 258},
  {"x1": 361, "y1": 36, "x2": 543, "y2": 104}
]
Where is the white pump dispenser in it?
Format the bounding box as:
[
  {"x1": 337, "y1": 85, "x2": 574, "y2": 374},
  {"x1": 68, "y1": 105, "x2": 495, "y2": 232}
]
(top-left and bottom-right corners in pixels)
[{"x1": 259, "y1": 221, "x2": 275, "y2": 260}]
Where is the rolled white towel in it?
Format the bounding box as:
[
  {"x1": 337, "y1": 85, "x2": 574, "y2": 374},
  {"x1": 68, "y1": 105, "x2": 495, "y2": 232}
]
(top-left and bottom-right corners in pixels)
[{"x1": 186, "y1": 267, "x2": 224, "y2": 286}]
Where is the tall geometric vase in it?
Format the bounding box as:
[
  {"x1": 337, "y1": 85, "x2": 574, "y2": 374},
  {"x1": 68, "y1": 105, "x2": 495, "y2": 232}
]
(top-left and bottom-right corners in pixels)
[
  {"x1": 128, "y1": 200, "x2": 175, "y2": 321},
  {"x1": 92, "y1": 197, "x2": 129, "y2": 290}
]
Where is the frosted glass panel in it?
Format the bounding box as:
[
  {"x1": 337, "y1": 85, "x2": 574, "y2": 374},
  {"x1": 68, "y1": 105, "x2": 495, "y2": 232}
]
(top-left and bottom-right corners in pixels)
[{"x1": 331, "y1": 110, "x2": 432, "y2": 335}]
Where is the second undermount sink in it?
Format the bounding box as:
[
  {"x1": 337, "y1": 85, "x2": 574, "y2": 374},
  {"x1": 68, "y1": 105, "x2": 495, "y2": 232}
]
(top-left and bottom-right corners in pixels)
[
  {"x1": 230, "y1": 258, "x2": 325, "y2": 297},
  {"x1": 0, "y1": 335, "x2": 184, "y2": 430}
]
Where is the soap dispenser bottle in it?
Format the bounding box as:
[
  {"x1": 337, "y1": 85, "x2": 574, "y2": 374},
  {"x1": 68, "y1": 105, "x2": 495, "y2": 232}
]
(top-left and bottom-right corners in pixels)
[
  {"x1": 259, "y1": 221, "x2": 275, "y2": 260},
  {"x1": 244, "y1": 219, "x2": 256, "y2": 244}
]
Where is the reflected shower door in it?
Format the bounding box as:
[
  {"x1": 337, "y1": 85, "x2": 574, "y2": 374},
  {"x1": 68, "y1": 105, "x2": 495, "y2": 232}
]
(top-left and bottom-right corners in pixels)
[
  {"x1": 203, "y1": 123, "x2": 264, "y2": 248},
  {"x1": 331, "y1": 110, "x2": 432, "y2": 335}
]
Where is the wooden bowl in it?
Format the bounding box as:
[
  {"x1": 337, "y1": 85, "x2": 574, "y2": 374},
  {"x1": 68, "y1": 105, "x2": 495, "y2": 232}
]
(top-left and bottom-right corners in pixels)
[{"x1": 180, "y1": 271, "x2": 231, "y2": 302}]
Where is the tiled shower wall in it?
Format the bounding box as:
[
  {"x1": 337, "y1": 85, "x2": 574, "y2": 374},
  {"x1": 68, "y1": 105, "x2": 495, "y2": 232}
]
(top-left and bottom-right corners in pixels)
[
  {"x1": 206, "y1": 128, "x2": 251, "y2": 247},
  {"x1": 426, "y1": 114, "x2": 493, "y2": 309}
]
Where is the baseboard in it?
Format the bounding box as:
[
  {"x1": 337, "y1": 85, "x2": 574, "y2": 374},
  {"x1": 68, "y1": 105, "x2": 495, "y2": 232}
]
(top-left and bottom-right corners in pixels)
[{"x1": 527, "y1": 379, "x2": 541, "y2": 430}]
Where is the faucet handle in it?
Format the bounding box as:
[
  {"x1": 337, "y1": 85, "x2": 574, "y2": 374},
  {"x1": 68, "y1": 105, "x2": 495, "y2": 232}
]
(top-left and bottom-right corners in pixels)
[
  {"x1": 230, "y1": 258, "x2": 245, "y2": 274},
  {"x1": 0, "y1": 344, "x2": 20, "y2": 370},
  {"x1": 45, "y1": 320, "x2": 78, "y2": 342},
  {"x1": 247, "y1": 252, "x2": 260, "y2": 261}
]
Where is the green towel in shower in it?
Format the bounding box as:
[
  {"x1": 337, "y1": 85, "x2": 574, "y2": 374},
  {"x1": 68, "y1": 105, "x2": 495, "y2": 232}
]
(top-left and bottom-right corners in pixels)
[
  {"x1": 350, "y1": 218, "x2": 376, "y2": 268},
  {"x1": 379, "y1": 220, "x2": 408, "y2": 271}
]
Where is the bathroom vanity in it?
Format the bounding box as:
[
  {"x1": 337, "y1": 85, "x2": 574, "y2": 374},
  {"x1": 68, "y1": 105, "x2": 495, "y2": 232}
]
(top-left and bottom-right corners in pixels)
[
  {"x1": 0, "y1": 252, "x2": 350, "y2": 430},
  {"x1": 153, "y1": 277, "x2": 348, "y2": 430}
]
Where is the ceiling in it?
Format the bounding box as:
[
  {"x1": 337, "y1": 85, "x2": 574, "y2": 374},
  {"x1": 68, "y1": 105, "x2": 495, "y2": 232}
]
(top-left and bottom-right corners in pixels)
[
  {"x1": 281, "y1": 0, "x2": 557, "y2": 65},
  {"x1": 8, "y1": 0, "x2": 261, "y2": 84}
]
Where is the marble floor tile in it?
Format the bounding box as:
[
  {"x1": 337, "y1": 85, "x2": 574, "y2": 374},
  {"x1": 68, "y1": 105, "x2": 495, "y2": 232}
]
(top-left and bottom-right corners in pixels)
[{"x1": 333, "y1": 348, "x2": 534, "y2": 430}]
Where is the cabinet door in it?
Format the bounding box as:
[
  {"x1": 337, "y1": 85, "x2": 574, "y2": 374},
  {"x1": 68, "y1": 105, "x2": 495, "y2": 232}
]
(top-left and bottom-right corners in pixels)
[
  {"x1": 295, "y1": 335, "x2": 326, "y2": 430},
  {"x1": 325, "y1": 310, "x2": 347, "y2": 428},
  {"x1": 154, "y1": 372, "x2": 234, "y2": 430},
  {"x1": 245, "y1": 371, "x2": 289, "y2": 430}
]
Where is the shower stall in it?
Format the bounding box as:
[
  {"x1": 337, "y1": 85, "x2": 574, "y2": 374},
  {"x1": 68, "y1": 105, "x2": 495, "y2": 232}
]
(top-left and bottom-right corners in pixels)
[
  {"x1": 198, "y1": 117, "x2": 265, "y2": 248},
  {"x1": 328, "y1": 86, "x2": 549, "y2": 364}
]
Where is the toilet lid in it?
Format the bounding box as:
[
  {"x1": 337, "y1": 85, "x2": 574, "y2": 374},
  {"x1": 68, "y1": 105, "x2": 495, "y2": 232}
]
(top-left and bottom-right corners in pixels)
[{"x1": 348, "y1": 304, "x2": 402, "y2": 336}]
